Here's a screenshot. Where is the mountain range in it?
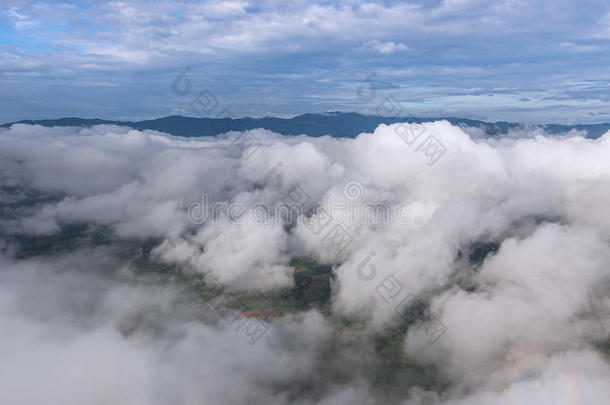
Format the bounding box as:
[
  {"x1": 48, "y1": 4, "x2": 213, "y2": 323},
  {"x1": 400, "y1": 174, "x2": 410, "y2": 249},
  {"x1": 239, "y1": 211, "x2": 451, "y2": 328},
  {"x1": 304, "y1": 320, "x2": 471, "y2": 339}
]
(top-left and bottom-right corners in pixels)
[{"x1": 3, "y1": 112, "x2": 610, "y2": 139}]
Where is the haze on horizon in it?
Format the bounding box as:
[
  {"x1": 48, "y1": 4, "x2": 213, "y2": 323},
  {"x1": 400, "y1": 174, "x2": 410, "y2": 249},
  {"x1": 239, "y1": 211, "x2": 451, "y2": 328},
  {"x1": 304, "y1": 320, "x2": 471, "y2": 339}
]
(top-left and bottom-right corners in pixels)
[{"x1": 1, "y1": 0, "x2": 610, "y2": 124}]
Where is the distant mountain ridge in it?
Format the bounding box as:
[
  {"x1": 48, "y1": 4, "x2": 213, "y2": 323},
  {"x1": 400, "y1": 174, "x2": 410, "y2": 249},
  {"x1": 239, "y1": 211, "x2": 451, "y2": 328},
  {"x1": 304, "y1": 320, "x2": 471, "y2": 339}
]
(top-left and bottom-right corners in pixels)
[{"x1": 2, "y1": 112, "x2": 609, "y2": 139}]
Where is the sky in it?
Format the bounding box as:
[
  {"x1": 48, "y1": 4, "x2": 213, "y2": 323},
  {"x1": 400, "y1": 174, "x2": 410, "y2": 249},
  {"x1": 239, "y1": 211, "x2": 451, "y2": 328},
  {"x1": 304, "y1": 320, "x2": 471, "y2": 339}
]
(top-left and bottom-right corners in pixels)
[{"x1": 1, "y1": 0, "x2": 610, "y2": 124}]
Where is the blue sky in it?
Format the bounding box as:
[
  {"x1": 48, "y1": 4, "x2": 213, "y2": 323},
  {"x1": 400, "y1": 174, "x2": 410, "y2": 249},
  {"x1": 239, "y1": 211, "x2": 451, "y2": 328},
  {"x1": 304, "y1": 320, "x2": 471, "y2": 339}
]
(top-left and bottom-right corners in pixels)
[{"x1": 1, "y1": 0, "x2": 610, "y2": 124}]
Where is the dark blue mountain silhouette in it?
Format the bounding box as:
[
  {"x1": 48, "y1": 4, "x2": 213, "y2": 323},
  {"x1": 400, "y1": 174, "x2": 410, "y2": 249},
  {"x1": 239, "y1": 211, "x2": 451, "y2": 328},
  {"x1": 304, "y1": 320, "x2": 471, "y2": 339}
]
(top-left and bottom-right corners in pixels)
[{"x1": 2, "y1": 112, "x2": 609, "y2": 139}]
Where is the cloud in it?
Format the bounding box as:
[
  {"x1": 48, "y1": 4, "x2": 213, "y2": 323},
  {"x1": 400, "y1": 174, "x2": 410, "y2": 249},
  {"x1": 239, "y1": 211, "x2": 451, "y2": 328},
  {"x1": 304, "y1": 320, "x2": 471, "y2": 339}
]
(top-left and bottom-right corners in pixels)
[
  {"x1": 1, "y1": 121, "x2": 610, "y2": 403},
  {"x1": 365, "y1": 40, "x2": 408, "y2": 55},
  {"x1": 591, "y1": 12, "x2": 610, "y2": 38},
  {"x1": 560, "y1": 42, "x2": 604, "y2": 52},
  {"x1": 405, "y1": 224, "x2": 610, "y2": 384},
  {"x1": 0, "y1": 250, "x2": 347, "y2": 405},
  {"x1": 2, "y1": 1, "x2": 610, "y2": 122},
  {"x1": 6, "y1": 6, "x2": 37, "y2": 31}
]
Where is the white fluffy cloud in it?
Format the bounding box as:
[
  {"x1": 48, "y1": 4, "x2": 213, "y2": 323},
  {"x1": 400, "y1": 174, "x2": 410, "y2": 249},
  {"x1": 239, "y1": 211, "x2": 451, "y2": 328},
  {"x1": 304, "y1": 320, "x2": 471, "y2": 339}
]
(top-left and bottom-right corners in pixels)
[
  {"x1": 1, "y1": 121, "x2": 610, "y2": 403},
  {"x1": 366, "y1": 40, "x2": 408, "y2": 55}
]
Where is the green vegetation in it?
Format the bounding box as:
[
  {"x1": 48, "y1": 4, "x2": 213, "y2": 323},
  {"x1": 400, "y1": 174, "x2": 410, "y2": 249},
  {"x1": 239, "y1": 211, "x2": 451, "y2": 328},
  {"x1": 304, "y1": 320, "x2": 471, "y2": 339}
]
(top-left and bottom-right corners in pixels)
[
  {"x1": 5, "y1": 220, "x2": 447, "y2": 398},
  {"x1": 11, "y1": 223, "x2": 114, "y2": 258},
  {"x1": 597, "y1": 339, "x2": 610, "y2": 357}
]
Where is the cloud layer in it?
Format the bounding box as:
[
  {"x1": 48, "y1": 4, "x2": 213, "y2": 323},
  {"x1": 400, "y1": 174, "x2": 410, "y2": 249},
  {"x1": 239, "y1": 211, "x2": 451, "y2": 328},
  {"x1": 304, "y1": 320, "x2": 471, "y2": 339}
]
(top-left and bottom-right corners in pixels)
[{"x1": 1, "y1": 121, "x2": 610, "y2": 404}]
